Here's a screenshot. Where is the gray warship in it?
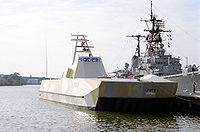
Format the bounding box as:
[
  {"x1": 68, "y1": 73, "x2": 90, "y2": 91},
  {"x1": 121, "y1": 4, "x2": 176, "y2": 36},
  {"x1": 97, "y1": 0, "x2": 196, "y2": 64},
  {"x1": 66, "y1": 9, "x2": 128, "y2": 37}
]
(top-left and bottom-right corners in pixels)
[{"x1": 115, "y1": 1, "x2": 200, "y2": 93}]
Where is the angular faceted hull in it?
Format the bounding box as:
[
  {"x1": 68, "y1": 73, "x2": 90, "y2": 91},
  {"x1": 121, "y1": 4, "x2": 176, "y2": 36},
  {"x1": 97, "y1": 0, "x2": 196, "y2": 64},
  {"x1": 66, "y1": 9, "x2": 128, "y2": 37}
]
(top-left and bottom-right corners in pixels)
[{"x1": 39, "y1": 78, "x2": 177, "y2": 110}]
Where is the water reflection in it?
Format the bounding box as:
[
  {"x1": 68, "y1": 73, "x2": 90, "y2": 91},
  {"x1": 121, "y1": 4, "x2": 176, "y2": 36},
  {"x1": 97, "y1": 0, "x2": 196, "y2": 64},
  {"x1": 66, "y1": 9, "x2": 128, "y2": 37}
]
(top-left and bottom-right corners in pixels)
[
  {"x1": 84, "y1": 110, "x2": 179, "y2": 131},
  {"x1": 76, "y1": 109, "x2": 200, "y2": 131},
  {"x1": 0, "y1": 85, "x2": 199, "y2": 132}
]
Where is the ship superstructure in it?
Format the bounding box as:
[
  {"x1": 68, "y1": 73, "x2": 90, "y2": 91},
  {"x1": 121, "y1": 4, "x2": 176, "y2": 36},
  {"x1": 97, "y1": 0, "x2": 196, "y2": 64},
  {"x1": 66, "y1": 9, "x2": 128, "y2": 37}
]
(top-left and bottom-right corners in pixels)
[
  {"x1": 130, "y1": 1, "x2": 182, "y2": 77},
  {"x1": 69, "y1": 34, "x2": 107, "y2": 78}
]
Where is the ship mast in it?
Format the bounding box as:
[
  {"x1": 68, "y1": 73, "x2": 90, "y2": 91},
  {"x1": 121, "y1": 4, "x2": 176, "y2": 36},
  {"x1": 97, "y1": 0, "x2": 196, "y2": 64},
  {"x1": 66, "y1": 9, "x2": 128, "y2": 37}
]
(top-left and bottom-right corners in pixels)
[
  {"x1": 128, "y1": 1, "x2": 182, "y2": 77},
  {"x1": 127, "y1": 35, "x2": 145, "y2": 57},
  {"x1": 45, "y1": 40, "x2": 48, "y2": 78},
  {"x1": 141, "y1": 0, "x2": 171, "y2": 52},
  {"x1": 71, "y1": 34, "x2": 94, "y2": 64}
]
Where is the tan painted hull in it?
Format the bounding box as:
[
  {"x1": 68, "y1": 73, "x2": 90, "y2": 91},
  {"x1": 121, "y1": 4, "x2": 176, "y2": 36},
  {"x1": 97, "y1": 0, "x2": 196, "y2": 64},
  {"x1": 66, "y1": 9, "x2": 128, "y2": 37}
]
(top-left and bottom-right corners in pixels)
[{"x1": 39, "y1": 78, "x2": 177, "y2": 109}]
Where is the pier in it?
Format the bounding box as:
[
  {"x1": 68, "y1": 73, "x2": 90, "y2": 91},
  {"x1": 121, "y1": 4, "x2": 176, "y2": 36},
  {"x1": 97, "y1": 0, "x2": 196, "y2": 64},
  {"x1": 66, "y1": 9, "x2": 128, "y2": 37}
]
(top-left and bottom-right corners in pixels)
[{"x1": 175, "y1": 92, "x2": 200, "y2": 114}]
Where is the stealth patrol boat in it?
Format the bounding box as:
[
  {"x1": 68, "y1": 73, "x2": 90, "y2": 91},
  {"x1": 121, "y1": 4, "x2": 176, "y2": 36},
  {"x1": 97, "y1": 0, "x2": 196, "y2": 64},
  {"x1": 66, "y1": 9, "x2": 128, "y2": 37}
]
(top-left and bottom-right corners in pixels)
[{"x1": 39, "y1": 34, "x2": 177, "y2": 112}]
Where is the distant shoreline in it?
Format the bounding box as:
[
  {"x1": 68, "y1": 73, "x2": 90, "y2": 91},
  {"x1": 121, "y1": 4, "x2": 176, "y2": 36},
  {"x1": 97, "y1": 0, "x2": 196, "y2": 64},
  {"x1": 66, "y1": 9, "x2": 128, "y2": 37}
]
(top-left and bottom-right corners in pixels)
[
  {"x1": 0, "y1": 73, "x2": 56, "y2": 86},
  {"x1": 0, "y1": 72, "x2": 26, "y2": 86}
]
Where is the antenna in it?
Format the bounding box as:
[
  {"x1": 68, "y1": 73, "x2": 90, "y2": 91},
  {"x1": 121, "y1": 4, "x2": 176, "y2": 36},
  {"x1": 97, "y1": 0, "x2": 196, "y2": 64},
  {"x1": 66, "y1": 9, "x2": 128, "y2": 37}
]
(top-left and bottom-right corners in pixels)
[
  {"x1": 151, "y1": 0, "x2": 153, "y2": 20},
  {"x1": 45, "y1": 40, "x2": 48, "y2": 78}
]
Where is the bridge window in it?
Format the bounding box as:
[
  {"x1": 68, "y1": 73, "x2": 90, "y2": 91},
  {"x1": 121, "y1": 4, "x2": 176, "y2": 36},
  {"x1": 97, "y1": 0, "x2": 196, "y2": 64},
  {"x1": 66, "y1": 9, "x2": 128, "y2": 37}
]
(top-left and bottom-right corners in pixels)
[
  {"x1": 78, "y1": 58, "x2": 83, "y2": 61},
  {"x1": 79, "y1": 57, "x2": 99, "y2": 62},
  {"x1": 91, "y1": 58, "x2": 98, "y2": 62}
]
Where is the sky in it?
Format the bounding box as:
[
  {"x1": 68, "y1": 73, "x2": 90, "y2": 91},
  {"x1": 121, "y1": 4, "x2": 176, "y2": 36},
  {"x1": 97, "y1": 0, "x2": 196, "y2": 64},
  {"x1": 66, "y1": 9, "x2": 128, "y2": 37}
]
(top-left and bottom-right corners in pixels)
[{"x1": 0, "y1": 0, "x2": 199, "y2": 78}]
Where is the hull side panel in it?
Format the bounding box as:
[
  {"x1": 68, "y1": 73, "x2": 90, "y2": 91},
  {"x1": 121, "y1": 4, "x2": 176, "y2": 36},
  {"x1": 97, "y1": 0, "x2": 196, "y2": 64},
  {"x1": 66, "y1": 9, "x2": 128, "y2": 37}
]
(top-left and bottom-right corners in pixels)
[
  {"x1": 165, "y1": 73, "x2": 200, "y2": 92},
  {"x1": 39, "y1": 79, "x2": 101, "y2": 108},
  {"x1": 99, "y1": 81, "x2": 177, "y2": 98},
  {"x1": 39, "y1": 91, "x2": 88, "y2": 107},
  {"x1": 40, "y1": 79, "x2": 177, "y2": 109}
]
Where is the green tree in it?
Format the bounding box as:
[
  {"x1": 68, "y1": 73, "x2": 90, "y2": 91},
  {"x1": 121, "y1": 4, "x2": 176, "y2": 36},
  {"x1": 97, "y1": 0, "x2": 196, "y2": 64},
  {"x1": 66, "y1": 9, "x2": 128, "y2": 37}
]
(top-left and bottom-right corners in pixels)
[{"x1": 0, "y1": 73, "x2": 26, "y2": 86}]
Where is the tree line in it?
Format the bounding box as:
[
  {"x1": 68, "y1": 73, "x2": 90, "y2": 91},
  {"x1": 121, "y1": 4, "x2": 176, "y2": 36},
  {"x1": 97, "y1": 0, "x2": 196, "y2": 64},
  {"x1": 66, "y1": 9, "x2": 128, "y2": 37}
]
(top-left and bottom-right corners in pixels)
[{"x1": 0, "y1": 72, "x2": 26, "y2": 86}]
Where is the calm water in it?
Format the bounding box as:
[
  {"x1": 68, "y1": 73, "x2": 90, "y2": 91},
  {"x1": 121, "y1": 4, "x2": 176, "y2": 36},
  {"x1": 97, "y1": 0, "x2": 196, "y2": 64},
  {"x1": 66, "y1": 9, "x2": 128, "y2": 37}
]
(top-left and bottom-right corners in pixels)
[{"x1": 0, "y1": 85, "x2": 200, "y2": 132}]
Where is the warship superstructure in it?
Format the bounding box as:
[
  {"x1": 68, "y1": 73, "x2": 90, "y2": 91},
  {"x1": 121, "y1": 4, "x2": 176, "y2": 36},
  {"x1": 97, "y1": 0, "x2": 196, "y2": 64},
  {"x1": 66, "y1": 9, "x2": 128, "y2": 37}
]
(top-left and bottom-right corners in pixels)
[
  {"x1": 39, "y1": 34, "x2": 178, "y2": 111},
  {"x1": 116, "y1": 1, "x2": 200, "y2": 93}
]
